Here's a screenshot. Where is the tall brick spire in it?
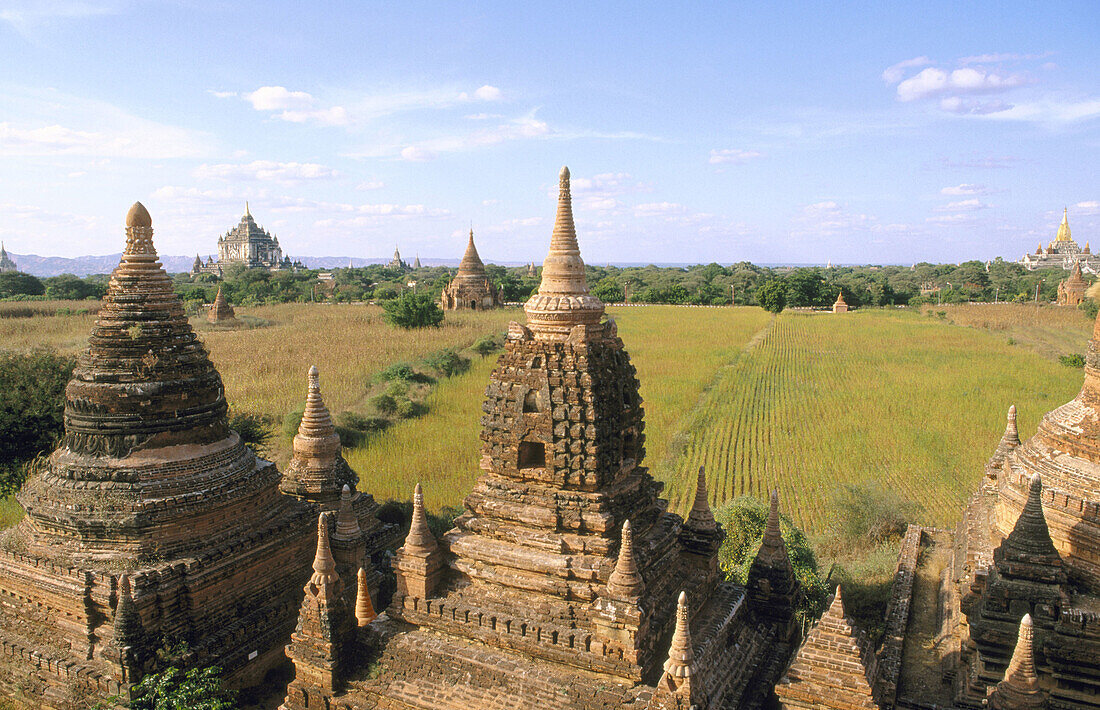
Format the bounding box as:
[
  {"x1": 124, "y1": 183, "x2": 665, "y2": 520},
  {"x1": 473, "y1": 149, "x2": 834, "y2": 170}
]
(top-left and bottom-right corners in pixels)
[
  {"x1": 663, "y1": 590, "x2": 695, "y2": 679},
  {"x1": 747, "y1": 489, "x2": 801, "y2": 640},
  {"x1": 995, "y1": 474, "x2": 1064, "y2": 578},
  {"x1": 394, "y1": 483, "x2": 444, "y2": 599},
  {"x1": 524, "y1": 166, "x2": 605, "y2": 335},
  {"x1": 355, "y1": 567, "x2": 376, "y2": 627},
  {"x1": 685, "y1": 466, "x2": 717, "y2": 533}
]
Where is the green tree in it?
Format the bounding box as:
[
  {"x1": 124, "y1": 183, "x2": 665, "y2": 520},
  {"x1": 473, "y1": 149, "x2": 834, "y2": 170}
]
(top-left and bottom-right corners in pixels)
[
  {"x1": 783, "y1": 269, "x2": 826, "y2": 307},
  {"x1": 130, "y1": 666, "x2": 238, "y2": 710},
  {"x1": 43, "y1": 274, "x2": 105, "y2": 300},
  {"x1": 0, "y1": 350, "x2": 75, "y2": 496},
  {"x1": 382, "y1": 292, "x2": 444, "y2": 329},
  {"x1": 592, "y1": 277, "x2": 625, "y2": 303},
  {"x1": 0, "y1": 272, "x2": 45, "y2": 298},
  {"x1": 756, "y1": 278, "x2": 787, "y2": 313},
  {"x1": 714, "y1": 496, "x2": 829, "y2": 628}
]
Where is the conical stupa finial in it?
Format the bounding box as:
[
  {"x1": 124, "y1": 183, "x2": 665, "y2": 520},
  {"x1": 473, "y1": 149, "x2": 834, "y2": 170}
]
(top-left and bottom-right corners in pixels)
[
  {"x1": 297, "y1": 365, "x2": 335, "y2": 439},
  {"x1": 685, "y1": 467, "x2": 717, "y2": 532},
  {"x1": 355, "y1": 567, "x2": 377, "y2": 627},
  {"x1": 111, "y1": 574, "x2": 143, "y2": 647},
  {"x1": 245, "y1": 201, "x2": 250, "y2": 217},
  {"x1": 607, "y1": 519, "x2": 645, "y2": 599},
  {"x1": 404, "y1": 482, "x2": 438, "y2": 552},
  {"x1": 988, "y1": 613, "x2": 1047, "y2": 708},
  {"x1": 123, "y1": 202, "x2": 156, "y2": 257},
  {"x1": 996, "y1": 473, "x2": 1063, "y2": 573},
  {"x1": 311, "y1": 512, "x2": 339, "y2": 585},
  {"x1": 524, "y1": 166, "x2": 605, "y2": 333},
  {"x1": 663, "y1": 590, "x2": 695, "y2": 679},
  {"x1": 334, "y1": 484, "x2": 361, "y2": 540}
]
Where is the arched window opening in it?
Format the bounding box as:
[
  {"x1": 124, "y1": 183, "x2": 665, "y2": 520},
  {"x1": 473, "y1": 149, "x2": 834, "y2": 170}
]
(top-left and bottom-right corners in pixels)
[{"x1": 523, "y1": 389, "x2": 540, "y2": 413}]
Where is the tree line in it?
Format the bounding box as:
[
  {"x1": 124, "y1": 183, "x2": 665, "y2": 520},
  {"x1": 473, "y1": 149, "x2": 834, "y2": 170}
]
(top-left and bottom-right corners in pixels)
[{"x1": 0, "y1": 257, "x2": 1085, "y2": 310}]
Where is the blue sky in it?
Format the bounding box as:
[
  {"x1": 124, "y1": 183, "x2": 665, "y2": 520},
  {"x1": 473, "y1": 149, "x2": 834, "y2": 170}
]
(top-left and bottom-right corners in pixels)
[{"x1": 0, "y1": 1, "x2": 1097, "y2": 265}]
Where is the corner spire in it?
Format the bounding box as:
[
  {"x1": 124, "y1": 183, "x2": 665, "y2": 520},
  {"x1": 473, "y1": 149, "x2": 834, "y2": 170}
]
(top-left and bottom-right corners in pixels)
[
  {"x1": 298, "y1": 365, "x2": 336, "y2": 440},
  {"x1": 404, "y1": 482, "x2": 438, "y2": 552},
  {"x1": 663, "y1": 590, "x2": 695, "y2": 679},
  {"x1": 355, "y1": 567, "x2": 377, "y2": 627},
  {"x1": 988, "y1": 614, "x2": 1047, "y2": 709},
  {"x1": 333, "y1": 484, "x2": 361, "y2": 541},
  {"x1": 685, "y1": 466, "x2": 717, "y2": 532},
  {"x1": 311, "y1": 512, "x2": 339, "y2": 586},
  {"x1": 124, "y1": 202, "x2": 155, "y2": 256},
  {"x1": 606, "y1": 519, "x2": 645, "y2": 600}
]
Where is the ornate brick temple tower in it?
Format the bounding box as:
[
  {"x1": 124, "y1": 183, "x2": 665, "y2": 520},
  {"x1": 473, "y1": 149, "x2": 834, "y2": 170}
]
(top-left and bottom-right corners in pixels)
[
  {"x1": 0, "y1": 241, "x2": 17, "y2": 272},
  {"x1": 440, "y1": 228, "x2": 503, "y2": 311},
  {"x1": 281, "y1": 168, "x2": 789, "y2": 709},
  {"x1": 1057, "y1": 260, "x2": 1088, "y2": 306},
  {"x1": 0, "y1": 203, "x2": 317, "y2": 708},
  {"x1": 207, "y1": 286, "x2": 236, "y2": 322}
]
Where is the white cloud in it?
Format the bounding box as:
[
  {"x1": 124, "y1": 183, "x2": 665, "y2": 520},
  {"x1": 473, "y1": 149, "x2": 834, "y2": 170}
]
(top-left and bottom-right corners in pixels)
[
  {"x1": 1076, "y1": 201, "x2": 1100, "y2": 216},
  {"x1": 208, "y1": 90, "x2": 237, "y2": 99},
  {"x1": 959, "y1": 52, "x2": 1052, "y2": 65},
  {"x1": 396, "y1": 112, "x2": 550, "y2": 160},
  {"x1": 926, "y1": 213, "x2": 973, "y2": 224},
  {"x1": 245, "y1": 86, "x2": 317, "y2": 111},
  {"x1": 474, "y1": 85, "x2": 502, "y2": 101},
  {"x1": 193, "y1": 160, "x2": 338, "y2": 183},
  {"x1": 0, "y1": 118, "x2": 207, "y2": 159},
  {"x1": 979, "y1": 97, "x2": 1100, "y2": 124},
  {"x1": 634, "y1": 202, "x2": 686, "y2": 217},
  {"x1": 708, "y1": 148, "x2": 764, "y2": 165},
  {"x1": 883, "y1": 56, "x2": 931, "y2": 84},
  {"x1": 896, "y1": 67, "x2": 1028, "y2": 102},
  {"x1": 941, "y1": 184, "x2": 988, "y2": 195},
  {"x1": 465, "y1": 113, "x2": 503, "y2": 120},
  {"x1": 357, "y1": 180, "x2": 385, "y2": 191},
  {"x1": 935, "y1": 198, "x2": 989, "y2": 212},
  {"x1": 792, "y1": 201, "x2": 874, "y2": 237}
]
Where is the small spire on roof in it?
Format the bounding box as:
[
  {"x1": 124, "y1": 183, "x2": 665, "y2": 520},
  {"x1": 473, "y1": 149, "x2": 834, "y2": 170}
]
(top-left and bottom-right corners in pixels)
[
  {"x1": 663, "y1": 590, "x2": 695, "y2": 679},
  {"x1": 311, "y1": 512, "x2": 339, "y2": 586},
  {"x1": 607, "y1": 519, "x2": 645, "y2": 600},
  {"x1": 334, "y1": 484, "x2": 361, "y2": 541},
  {"x1": 685, "y1": 466, "x2": 717, "y2": 532},
  {"x1": 988, "y1": 614, "x2": 1047, "y2": 708},
  {"x1": 404, "y1": 482, "x2": 438, "y2": 552}
]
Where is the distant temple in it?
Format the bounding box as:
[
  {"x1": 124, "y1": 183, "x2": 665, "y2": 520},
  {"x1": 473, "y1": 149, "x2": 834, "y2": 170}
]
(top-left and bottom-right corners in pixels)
[
  {"x1": 832, "y1": 290, "x2": 849, "y2": 313},
  {"x1": 439, "y1": 229, "x2": 503, "y2": 311},
  {"x1": 1020, "y1": 208, "x2": 1097, "y2": 271},
  {"x1": 1057, "y1": 260, "x2": 1088, "y2": 306},
  {"x1": 387, "y1": 246, "x2": 409, "y2": 271},
  {"x1": 192, "y1": 204, "x2": 297, "y2": 276},
  {"x1": 0, "y1": 242, "x2": 17, "y2": 273}
]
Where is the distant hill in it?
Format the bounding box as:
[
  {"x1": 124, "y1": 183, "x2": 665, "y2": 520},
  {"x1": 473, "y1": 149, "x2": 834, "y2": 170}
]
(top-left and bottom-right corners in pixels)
[{"x1": 5, "y1": 253, "x2": 489, "y2": 277}]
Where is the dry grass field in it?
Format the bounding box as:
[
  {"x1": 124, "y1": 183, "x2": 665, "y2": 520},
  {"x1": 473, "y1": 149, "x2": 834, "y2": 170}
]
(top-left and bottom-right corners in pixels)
[
  {"x1": 933, "y1": 302, "x2": 1091, "y2": 362},
  {"x1": 0, "y1": 302, "x2": 515, "y2": 420}
]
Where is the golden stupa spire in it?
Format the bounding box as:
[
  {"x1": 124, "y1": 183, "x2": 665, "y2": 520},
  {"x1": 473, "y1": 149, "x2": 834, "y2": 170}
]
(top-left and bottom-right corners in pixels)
[
  {"x1": 524, "y1": 166, "x2": 605, "y2": 336},
  {"x1": 1055, "y1": 207, "x2": 1071, "y2": 243}
]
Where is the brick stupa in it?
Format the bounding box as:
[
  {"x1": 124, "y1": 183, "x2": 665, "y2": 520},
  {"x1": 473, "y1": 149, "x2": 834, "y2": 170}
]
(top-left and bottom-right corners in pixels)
[
  {"x1": 1, "y1": 203, "x2": 316, "y2": 707},
  {"x1": 439, "y1": 228, "x2": 503, "y2": 311},
  {"x1": 281, "y1": 168, "x2": 796, "y2": 709},
  {"x1": 207, "y1": 286, "x2": 236, "y2": 322}
]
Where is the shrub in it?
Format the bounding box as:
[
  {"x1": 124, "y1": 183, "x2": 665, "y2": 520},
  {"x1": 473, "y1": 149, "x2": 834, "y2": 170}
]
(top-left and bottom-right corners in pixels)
[
  {"x1": 756, "y1": 279, "x2": 787, "y2": 314},
  {"x1": 382, "y1": 292, "x2": 443, "y2": 329},
  {"x1": 592, "y1": 277, "x2": 625, "y2": 303},
  {"x1": 831, "y1": 482, "x2": 920, "y2": 546},
  {"x1": 282, "y1": 406, "x2": 305, "y2": 438},
  {"x1": 1082, "y1": 298, "x2": 1100, "y2": 321},
  {"x1": 396, "y1": 399, "x2": 427, "y2": 419},
  {"x1": 0, "y1": 272, "x2": 45, "y2": 298},
  {"x1": 1060, "y1": 353, "x2": 1086, "y2": 368},
  {"x1": 471, "y1": 334, "x2": 504, "y2": 357},
  {"x1": 375, "y1": 362, "x2": 432, "y2": 384},
  {"x1": 0, "y1": 350, "x2": 75, "y2": 496},
  {"x1": 369, "y1": 393, "x2": 398, "y2": 415},
  {"x1": 130, "y1": 665, "x2": 238, "y2": 710},
  {"x1": 714, "y1": 496, "x2": 828, "y2": 628},
  {"x1": 227, "y1": 412, "x2": 272, "y2": 457},
  {"x1": 423, "y1": 348, "x2": 470, "y2": 378}
]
